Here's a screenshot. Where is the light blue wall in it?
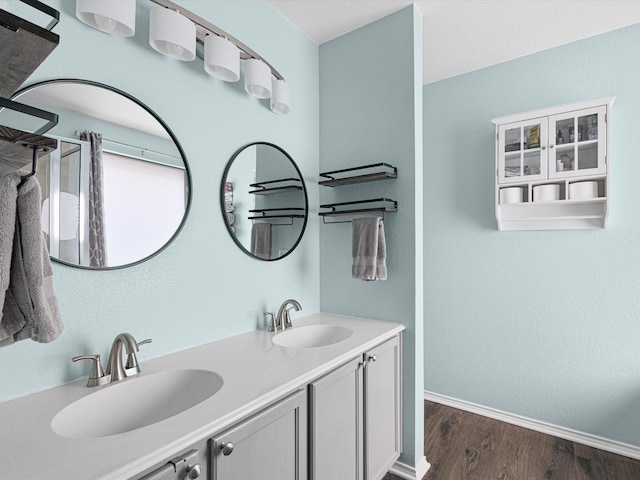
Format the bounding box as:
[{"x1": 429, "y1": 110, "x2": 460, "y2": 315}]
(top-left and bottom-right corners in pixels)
[
  {"x1": 424, "y1": 24, "x2": 640, "y2": 446},
  {"x1": 0, "y1": 0, "x2": 320, "y2": 402},
  {"x1": 319, "y1": 7, "x2": 424, "y2": 468}
]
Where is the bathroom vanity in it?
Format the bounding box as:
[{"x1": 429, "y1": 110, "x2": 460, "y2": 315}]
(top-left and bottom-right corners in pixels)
[{"x1": 0, "y1": 313, "x2": 403, "y2": 480}]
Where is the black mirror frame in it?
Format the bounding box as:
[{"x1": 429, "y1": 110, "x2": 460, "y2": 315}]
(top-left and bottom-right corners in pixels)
[
  {"x1": 220, "y1": 142, "x2": 308, "y2": 261},
  {"x1": 12, "y1": 78, "x2": 193, "y2": 270}
]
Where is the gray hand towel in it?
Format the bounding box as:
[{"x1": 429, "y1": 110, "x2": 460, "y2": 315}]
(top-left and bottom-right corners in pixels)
[
  {"x1": 0, "y1": 173, "x2": 25, "y2": 341},
  {"x1": 1, "y1": 175, "x2": 63, "y2": 346},
  {"x1": 352, "y1": 217, "x2": 387, "y2": 281},
  {"x1": 251, "y1": 223, "x2": 272, "y2": 260}
]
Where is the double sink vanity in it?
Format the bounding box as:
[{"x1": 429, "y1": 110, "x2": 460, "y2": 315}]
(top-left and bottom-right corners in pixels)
[{"x1": 0, "y1": 313, "x2": 403, "y2": 480}]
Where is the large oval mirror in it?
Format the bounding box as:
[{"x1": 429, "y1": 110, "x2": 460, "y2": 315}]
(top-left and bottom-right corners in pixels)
[
  {"x1": 221, "y1": 142, "x2": 307, "y2": 261},
  {"x1": 11, "y1": 79, "x2": 191, "y2": 269}
]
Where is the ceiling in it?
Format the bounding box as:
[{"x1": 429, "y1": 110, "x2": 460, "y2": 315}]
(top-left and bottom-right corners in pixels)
[{"x1": 266, "y1": 0, "x2": 640, "y2": 84}]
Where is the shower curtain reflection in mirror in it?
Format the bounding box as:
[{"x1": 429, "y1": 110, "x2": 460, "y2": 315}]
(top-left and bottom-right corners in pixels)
[{"x1": 79, "y1": 131, "x2": 107, "y2": 267}]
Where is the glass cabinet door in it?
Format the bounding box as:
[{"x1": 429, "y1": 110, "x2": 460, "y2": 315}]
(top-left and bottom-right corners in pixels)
[
  {"x1": 548, "y1": 106, "x2": 606, "y2": 179},
  {"x1": 498, "y1": 117, "x2": 547, "y2": 184}
]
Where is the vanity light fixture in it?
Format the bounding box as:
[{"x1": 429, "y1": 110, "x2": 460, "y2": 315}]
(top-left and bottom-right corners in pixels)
[
  {"x1": 150, "y1": 0, "x2": 291, "y2": 113},
  {"x1": 204, "y1": 34, "x2": 240, "y2": 82},
  {"x1": 148, "y1": 6, "x2": 196, "y2": 61},
  {"x1": 270, "y1": 79, "x2": 291, "y2": 115},
  {"x1": 75, "y1": 0, "x2": 291, "y2": 113},
  {"x1": 75, "y1": 0, "x2": 136, "y2": 37},
  {"x1": 244, "y1": 58, "x2": 272, "y2": 99}
]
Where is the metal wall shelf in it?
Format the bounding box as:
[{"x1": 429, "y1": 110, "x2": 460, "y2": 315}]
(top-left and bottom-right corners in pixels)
[
  {"x1": 319, "y1": 162, "x2": 397, "y2": 187},
  {"x1": 319, "y1": 163, "x2": 398, "y2": 224},
  {"x1": 0, "y1": 0, "x2": 60, "y2": 176},
  {"x1": 0, "y1": 1, "x2": 59, "y2": 98},
  {"x1": 249, "y1": 208, "x2": 305, "y2": 225},
  {"x1": 319, "y1": 198, "x2": 397, "y2": 224},
  {"x1": 249, "y1": 207, "x2": 305, "y2": 222},
  {"x1": 249, "y1": 178, "x2": 303, "y2": 195}
]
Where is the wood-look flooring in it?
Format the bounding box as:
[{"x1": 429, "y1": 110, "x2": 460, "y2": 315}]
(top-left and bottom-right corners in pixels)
[{"x1": 420, "y1": 400, "x2": 640, "y2": 480}]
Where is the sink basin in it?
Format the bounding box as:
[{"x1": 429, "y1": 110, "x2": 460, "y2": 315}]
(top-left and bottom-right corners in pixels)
[
  {"x1": 272, "y1": 324, "x2": 353, "y2": 349},
  {"x1": 51, "y1": 369, "x2": 223, "y2": 439}
]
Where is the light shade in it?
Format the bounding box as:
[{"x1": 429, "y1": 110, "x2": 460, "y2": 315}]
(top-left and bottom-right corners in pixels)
[
  {"x1": 75, "y1": 0, "x2": 135, "y2": 37},
  {"x1": 270, "y1": 79, "x2": 290, "y2": 115},
  {"x1": 204, "y1": 35, "x2": 240, "y2": 82},
  {"x1": 149, "y1": 7, "x2": 196, "y2": 61},
  {"x1": 244, "y1": 58, "x2": 272, "y2": 99}
]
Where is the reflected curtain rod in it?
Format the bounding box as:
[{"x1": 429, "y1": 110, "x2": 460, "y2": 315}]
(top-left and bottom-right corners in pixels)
[
  {"x1": 148, "y1": 0, "x2": 285, "y2": 81},
  {"x1": 74, "y1": 130, "x2": 181, "y2": 163}
]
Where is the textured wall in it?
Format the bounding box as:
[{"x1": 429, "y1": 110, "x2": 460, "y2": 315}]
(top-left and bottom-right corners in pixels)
[
  {"x1": 423, "y1": 23, "x2": 640, "y2": 446},
  {"x1": 319, "y1": 7, "x2": 425, "y2": 468},
  {"x1": 0, "y1": 0, "x2": 320, "y2": 402}
]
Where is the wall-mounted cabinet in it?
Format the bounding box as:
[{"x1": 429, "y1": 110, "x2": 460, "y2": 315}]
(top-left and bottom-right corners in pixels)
[{"x1": 492, "y1": 97, "x2": 614, "y2": 231}]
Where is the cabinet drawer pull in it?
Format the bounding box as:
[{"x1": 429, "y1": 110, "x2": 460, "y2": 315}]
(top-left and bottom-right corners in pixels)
[
  {"x1": 220, "y1": 442, "x2": 234, "y2": 456},
  {"x1": 368, "y1": 354, "x2": 377, "y2": 363}
]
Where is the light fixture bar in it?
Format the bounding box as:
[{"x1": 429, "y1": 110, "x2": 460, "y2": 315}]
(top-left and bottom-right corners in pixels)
[{"x1": 149, "y1": 0, "x2": 284, "y2": 81}]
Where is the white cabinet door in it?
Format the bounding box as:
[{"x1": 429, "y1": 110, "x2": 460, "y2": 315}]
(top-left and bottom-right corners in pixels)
[
  {"x1": 309, "y1": 356, "x2": 364, "y2": 480},
  {"x1": 548, "y1": 106, "x2": 606, "y2": 178},
  {"x1": 365, "y1": 335, "x2": 402, "y2": 480},
  {"x1": 211, "y1": 389, "x2": 307, "y2": 480},
  {"x1": 497, "y1": 117, "x2": 548, "y2": 184},
  {"x1": 309, "y1": 334, "x2": 402, "y2": 480}
]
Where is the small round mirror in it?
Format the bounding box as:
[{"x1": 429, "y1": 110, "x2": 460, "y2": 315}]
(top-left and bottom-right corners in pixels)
[
  {"x1": 11, "y1": 79, "x2": 191, "y2": 270},
  {"x1": 221, "y1": 142, "x2": 307, "y2": 261}
]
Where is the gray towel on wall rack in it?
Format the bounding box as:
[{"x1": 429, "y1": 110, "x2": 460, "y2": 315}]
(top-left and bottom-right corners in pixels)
[
  {"x1": 251, "y1": 223, "x2": 272, "y2": 260},
  {"x1": 0, "y1": 175, "x2": 63, "y2": 347},
  {"x1": 352, "y1": 217, "x2": 387, "y2": 281},
  {"x1": 0, "y1": 173, "x2": 24, "y2": 341}
]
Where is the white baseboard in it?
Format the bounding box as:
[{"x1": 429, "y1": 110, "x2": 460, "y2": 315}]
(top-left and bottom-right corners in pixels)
[
  {"x1": 424, "y1": 390, "x2": 640, "y2": 461},
  {"x1": 389, "y1": 455, "x2": 430, "y2": 480}
]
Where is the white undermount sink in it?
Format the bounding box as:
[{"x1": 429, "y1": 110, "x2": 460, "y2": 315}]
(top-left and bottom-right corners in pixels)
[
  {"x1": 272, "y1": 324, "x2": 353, "y2": 348},
  {"x1": 51, "y1": 369, "x2": 223, "y2": 439}
]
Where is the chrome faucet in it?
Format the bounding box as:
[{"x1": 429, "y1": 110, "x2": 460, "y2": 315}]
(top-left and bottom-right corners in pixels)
[
  {"x1": 274, "y1": 299, "x2": 302, "y2": 331},
  {"x1": 72, "y1": 333, "x2": 151, "y2": 387},
  {"x1": 107, "y1": 333, "x2": 140, "y2": 382}
]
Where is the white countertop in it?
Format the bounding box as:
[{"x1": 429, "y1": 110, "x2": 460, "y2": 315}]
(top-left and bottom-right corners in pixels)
[{"x1": 0, "y1": 313, "x2": 403, "y2": 480}]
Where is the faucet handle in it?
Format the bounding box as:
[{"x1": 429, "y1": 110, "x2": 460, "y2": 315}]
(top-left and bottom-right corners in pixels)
[
  {"x1": 125, "y1": 338, "x2": 152, "y2": 375},
  {"x1": 264, "y1": 312, "x2": 277, "y2": 332},
  {"x1": 72, "y1": 354, "x2": 109, "y2": 387}
]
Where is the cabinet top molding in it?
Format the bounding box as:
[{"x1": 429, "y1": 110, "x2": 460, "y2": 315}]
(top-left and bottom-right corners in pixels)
[{"x1": 491, "y1": 96, "x2": 616, "y2": 126}]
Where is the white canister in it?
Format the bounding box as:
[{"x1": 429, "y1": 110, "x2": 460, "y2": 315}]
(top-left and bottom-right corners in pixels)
[
  {"x1": 499, "y1": 187, "x2": 523, "y2": 204},
  {"x1": 533, "y1": 184, "x2": 560, "y2": 202},
  {"x1": 569, "y1": 181, "x2": 598, "y2": 200}
]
